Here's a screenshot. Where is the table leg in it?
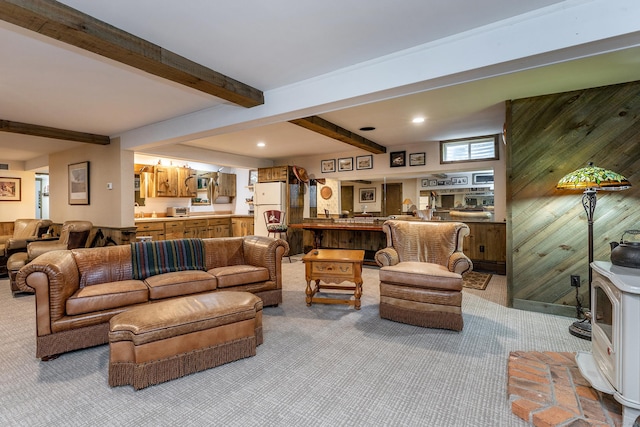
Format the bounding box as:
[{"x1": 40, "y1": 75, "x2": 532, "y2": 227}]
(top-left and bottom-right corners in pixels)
[
  {"x1": 312, "y1": 230, "x2": 323, "y2": 249},
  {"x1": 305, "y1": 279, "x2": 313, "y2": 306},
  {"x1": 354, "y1": 279, "x2": 363, "y2": 310}
]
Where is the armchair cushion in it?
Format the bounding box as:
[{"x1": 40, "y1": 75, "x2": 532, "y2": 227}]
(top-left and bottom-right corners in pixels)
[{"x1": 379, "y1": 262, "x2": 462, "y2": 291}]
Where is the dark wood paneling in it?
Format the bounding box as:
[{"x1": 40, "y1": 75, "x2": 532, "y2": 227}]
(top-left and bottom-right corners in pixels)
[{"x1": 509, "y1": 81, "x2": 640, "y2": 311}]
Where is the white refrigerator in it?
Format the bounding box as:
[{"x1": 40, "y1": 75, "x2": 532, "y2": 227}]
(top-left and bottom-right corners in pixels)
[{"x1": 253, "y1": 182, "x2": 287, "y2": 237}]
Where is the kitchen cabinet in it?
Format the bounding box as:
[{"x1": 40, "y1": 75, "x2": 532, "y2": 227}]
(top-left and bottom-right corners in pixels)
[
  {"x1": 177, "y1": 167, "x2": 197, "y2": 198},
  {"x1": 164, "y1": 221, "x2": 186, "y2": 240},
  {"x1": 463, "y1": 222, "x2": 506, "y2": 274},
  {"x1": 184, "y1": 219, "x2": 208, "y2": 238},
  {"x1": 208, "y1": 218, "x2": 230, "y2": 238},
  {"x1": 231, "y1": 217, "x2": 254, "y2": 237},
  {"x1": 258, "y1": 166, "x2": 288, "y2": 183},
  {"x1": 152, "y1": 165, "x2": 197, "y2": 197},
  {"x1": 212, "y1": 172, "x2": 236, "y2": 200},
  {"x1": 135, "y1": 221, "x2": 165, "y2": 241},
  {"x1": 154, "y1": 165, "x2": 178, "y2": 197}
]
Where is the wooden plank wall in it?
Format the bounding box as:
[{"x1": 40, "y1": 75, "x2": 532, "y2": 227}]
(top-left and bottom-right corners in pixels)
[{"x1": 508, "y1": 80, "x2": 640, "y2": 315}]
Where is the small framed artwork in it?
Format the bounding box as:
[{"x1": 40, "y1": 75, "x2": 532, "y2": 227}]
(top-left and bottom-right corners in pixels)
[
  {"x1": 321, "y1": 159, "x2": 336, "y2": 173},
  {"x1": 421, "y1": 179, "x2": 429, "y2": 187},
  {"x1": 0, "y1": 177, "x2": 21, "y2": 201},
  {"x1": 451, "y1": 176, "x2": 468, "y2": 185},
  {"x1": 68, "y1": 161, "x2": 90, "y2": 205},
  {"x1": 390, "y1": 151, "x2": 406, "y2": 167},
  {"x1": 359, "y1": 188, "x2": 376, "y2": 203},
  {"x1": 338, "y1": 157, "x2": 353, "y2": 172},
  {"x1": 409, "y1": 152, "x2": 426, "y2": 166},
  {"x1": 356, "y1": 155, "x2": 373, "y2": 170}
]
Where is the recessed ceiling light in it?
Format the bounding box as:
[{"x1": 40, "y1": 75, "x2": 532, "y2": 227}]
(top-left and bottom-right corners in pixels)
[
  {"x1": 359, "y1": 126, "x2": 376, "y2": 131},
  {"x1": 257, "y1": 142, "x2": 265, "y2": 147},
  {"x1": 412, "y1": 117, "x2": 425, "y2": 124}
]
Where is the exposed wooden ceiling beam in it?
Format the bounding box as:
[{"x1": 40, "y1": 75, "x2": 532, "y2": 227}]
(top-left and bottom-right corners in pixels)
[
  {"x1": 289, "y1": 116, "x2": 386, "y2": 154},
  {"x1": 0, "y1": 119, "x2": 110, "y2": 145},
  {"x1": 0, "y1": 0, "x2": 264, "y2": 108}
]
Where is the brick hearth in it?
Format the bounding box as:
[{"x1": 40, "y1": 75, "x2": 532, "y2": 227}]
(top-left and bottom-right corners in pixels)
[{"x1": 508, "y1": 351, "x2": 623, "y2": 426}]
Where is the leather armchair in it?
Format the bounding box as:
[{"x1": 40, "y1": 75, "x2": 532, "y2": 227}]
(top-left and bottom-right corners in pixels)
[
  {"x1": 1, "y1": 218, "x2": 52, "y2": 257},
  {"x1": 375, "y1": 220, "x2": 472, "y2": 331},
  {"x1": 27, "y1": 220, "x2": 93, "y2": 259}
]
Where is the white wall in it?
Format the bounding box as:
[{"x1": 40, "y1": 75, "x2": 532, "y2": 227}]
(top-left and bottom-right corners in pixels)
[{"x1": 0, "y1": 170, "x2": 37, "y2": 221}]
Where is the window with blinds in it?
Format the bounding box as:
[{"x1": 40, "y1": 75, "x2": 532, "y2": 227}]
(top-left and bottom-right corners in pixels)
[{"x1": 440, "y1": 135, "x2": 499, "y2": 164}]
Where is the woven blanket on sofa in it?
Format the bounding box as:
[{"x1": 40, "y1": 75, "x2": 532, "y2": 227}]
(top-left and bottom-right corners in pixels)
[{"x1": 131, "y1": 238, "x2": 206, "y2": 280}]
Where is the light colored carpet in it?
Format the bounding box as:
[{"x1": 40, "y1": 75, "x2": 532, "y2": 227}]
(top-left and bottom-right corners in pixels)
[{"x1": 0, "y1": 256, "x2": 589, "y2": 427}]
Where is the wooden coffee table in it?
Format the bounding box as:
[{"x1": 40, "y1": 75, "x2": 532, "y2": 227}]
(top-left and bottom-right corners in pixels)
[{"x1": 302, "y1": 249, "x2": 365, "y2": 309}]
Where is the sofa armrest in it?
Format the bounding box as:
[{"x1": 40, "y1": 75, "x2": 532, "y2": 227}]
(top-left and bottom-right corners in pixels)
[
  {"x1": 16, "y1": 250, "x2": 80, "y2": 336},
  {"x1": 375, "y1": 247, "x2": 399, "y2": 267},
  {"x1": 448, "y1": 252, "x2": 473, "y2": 275},
  {"x1": 28, "y1": 241, "x2": 67, "y2": 260},
  {"x1": 5, "y1": 237, "x2": 29, "y2": 254},
  {"x1": 242, "y1": 235, "x2": 289, "y2": 285}
]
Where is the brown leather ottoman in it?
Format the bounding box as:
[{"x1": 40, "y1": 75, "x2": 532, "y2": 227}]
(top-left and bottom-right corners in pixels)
[{"x1": 108, "y1": 291, "x2": 263, "y2": 390}]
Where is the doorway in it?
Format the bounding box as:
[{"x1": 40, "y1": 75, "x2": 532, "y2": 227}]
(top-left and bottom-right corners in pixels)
[
  {"x1": 441, "y1": 194, "x2": 455, "y2": 209},
  {"x1": 341, "y1": 185, "x2": 354, "y2": 215},
  {"x1": 35, "y1": 174, "x2": 50, "y2": 219},
  {"x1": 382, "y1": 183, "x2": 402, "y2": 216}
]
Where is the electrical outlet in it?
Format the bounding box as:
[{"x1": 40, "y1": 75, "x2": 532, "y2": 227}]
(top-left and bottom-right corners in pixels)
[{"x1": 571, "y1": 275, "x2": 580, "y2": 287}]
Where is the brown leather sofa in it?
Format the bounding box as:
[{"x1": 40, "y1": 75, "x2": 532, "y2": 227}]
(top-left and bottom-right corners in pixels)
[
  {"x1": 375, "y1": 220, "x2": 472, "y2": 331},
  {"x1": 16, "y1": 236, "x2": 289, "y2": 360}
]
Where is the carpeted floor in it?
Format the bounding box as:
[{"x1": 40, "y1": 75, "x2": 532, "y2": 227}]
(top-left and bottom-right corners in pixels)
[{"x1": 0, "y1": 256, "x2": 590, "y2": 426}]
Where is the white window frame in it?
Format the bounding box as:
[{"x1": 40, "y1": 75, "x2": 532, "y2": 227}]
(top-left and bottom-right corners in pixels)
[{"x1": 440, "y1": 134, "x2": 499, "y2": 164}]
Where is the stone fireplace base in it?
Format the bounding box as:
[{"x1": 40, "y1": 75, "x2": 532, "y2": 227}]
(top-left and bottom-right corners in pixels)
[{"x1": 508, "y1": 351, "x2": 623, "y2": 426}]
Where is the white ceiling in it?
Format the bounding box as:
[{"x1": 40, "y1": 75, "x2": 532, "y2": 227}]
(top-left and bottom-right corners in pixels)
[{"x1": 1, "y1": 0, "x2": 640, "y2": 167}]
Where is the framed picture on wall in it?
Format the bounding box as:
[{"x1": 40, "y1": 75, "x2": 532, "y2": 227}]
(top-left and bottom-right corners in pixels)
[
  {"x1": 338, "y1": 157, "x2": 353, "y2": 172},
  {"x1": 321, "y1": 159, "x2": 336, "y2": 173},
  {"x1": 390, "y1": 151, "x2": 406, "y2": 167},
  {"x1": 68, "y1": 161, "x2": 90, "y2": 205},
  {"x1": 356, "y1": 155, "x2": 373, "y2": 170},
  {"x1": 359, "y1": 188, "x2": 376, "y2": 203},
  {"x1": 409, "y1": 152, "x2": 426, "y2": 166},
  {"x1": 0, "y1": 177, "x2": 21, "y2": 201}
]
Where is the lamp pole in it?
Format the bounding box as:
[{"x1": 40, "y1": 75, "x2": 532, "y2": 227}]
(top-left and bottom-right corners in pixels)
[{"x1": 582, "y1": 188, "x2": 597, "y2": 292}]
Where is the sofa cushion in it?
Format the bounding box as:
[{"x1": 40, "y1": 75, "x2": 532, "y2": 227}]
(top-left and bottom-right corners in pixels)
[
  {"x1": 73, "y1": 246, "x2": 134, "y2": 287},
  {"x1": 379, "y1": 262, "x2": 462, "y2": 291},
  {"x1": 208, "y1": 265, "x2": 269, "y2": 288},
  {"x1": 131, "y1": 238, "x2": 206, "y2": 280},
  {"x1": 66, "y1": 280, "x2": 149, "y2": 315},
  {"x1": 144, "y1": 270, "x2": 217, "y2": 300}
]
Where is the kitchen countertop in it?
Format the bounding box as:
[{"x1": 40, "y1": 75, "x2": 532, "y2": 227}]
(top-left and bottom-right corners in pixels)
[{"x1": 135, "y1": 214, "x2": 253, "y2": 222}]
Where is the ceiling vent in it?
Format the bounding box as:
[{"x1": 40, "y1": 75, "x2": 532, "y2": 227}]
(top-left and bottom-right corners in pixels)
[{"x1": 0, "y1": 164, "x2": 8, "y2": 170}]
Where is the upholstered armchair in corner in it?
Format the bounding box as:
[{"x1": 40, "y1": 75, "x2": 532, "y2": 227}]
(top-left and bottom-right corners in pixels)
[
  {"x1": 27, "y1": 220, "x2": 93, "y2": 259},
  {"x1": 7, "y1": 221, "x2": 93, "y2": 295},
  {"x1": 1, "y1": 218, "x2": 53, "y2": 257},
  {"x1": 374, "y1": 220, "x2": 473, "y2": 331}
]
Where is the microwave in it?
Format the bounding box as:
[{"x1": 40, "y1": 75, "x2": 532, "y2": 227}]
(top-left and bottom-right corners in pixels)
[{"x1": 167, "y1": 207, "x2": 189, "y2": 217}]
